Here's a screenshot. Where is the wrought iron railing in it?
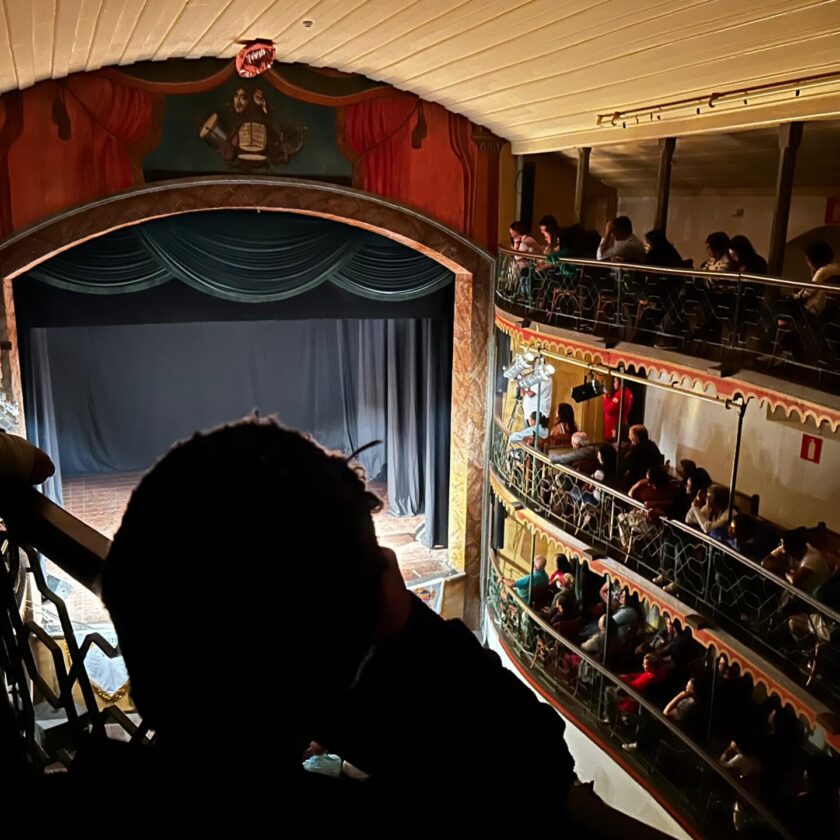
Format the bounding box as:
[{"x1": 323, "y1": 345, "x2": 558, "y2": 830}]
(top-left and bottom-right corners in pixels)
[
  {"x1": 486, "y1": 550, "x2": 791, "y2": 839},
  {"x1": 490, "y1": 420, "x2": 840, "y2": 710},
  {"x1": 0, "y1": 488, "x2": 146, "y2": 783},
  {"x1": 496, "y1": 248, "x2": 840, "y2": 394}
]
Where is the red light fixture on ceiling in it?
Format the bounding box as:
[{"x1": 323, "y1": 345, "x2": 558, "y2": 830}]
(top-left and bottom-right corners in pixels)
[{"x1": 236, "y1": 39, "x2": 276, "y2": 78}]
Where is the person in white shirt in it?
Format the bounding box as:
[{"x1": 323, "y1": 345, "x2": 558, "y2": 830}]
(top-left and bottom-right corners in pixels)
[
  {"x1": 767, "y1": 527, "x2": 831, "y2": 598},
  {"x1": 596, "y1": 216, "x2": 646, "y2": 264},
  {"x1": 521, "y1": 378, "x2": 552, "y2": 429},
  {"x1": 684, "y1": 484, "x2": 733, "y2": 537},
  {"x1": 509, "y1": 411, "x2": 549, "y2": 446}
]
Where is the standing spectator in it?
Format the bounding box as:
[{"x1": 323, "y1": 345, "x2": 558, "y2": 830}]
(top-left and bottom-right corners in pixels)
[
  {"x1": 521, "y1": 377, "x2": 553, "y2": 431},
  {"x1": 597, "y1": 216, "x2": 645, "y2": 263},
  {"x1": 700, "y1": 232, "x2": 736, "y2": 272},
  {"x1": 603, "y1": 377, "x2": 634, "y2": 443},
  {"x1": 509, "y1": 221, "x2": 540, "y2": 259},
  {"x1": 728, "y1": 235, "x2": 768, "y2": 275},
  {"x1": 643, "y1": 229, "x2": 684, "y2": 268}
]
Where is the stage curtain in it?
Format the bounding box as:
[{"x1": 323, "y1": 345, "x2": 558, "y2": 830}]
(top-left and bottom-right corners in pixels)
[
  {"x1": 6, "y1": 76, "x2": 153, "y2": 232},
  {"x1": 27, "y1": 211, "x2": 453, "y2": 303},
  {"x1": 343, "y1": 97, "x2": 471, "y2": 235},
  {"x1": 26, "y1": 318, "x2": 450, "y2": 547},
  {"x1": 23, "y1": 330, "x2": 64, "y2": 505}
]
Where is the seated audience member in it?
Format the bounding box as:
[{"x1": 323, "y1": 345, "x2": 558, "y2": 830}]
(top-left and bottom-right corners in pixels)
[
  {"x1": 509, "y1": 411, "x2": 549, "y2": 447},
  {"x1": 663, "y1": 678, "x2": 701, "y2": 737},
  {"x1": 549, "y1": 403, "x2": 578, "y2": 447},
  {"x1": 700, "y1": 232, "x2": 736, "y2": 272},
  {"x1": 596, "y1": 216, "x2": 645, "y2": 264},
  {"x1": 546, "y1": 573, "x2": 580, "y2": 625},
  {"x1": 504, "y1": 554, "x2": 550, "y2": 604},
  {"x1": 551, "y1": 431, "x2": 598, "y2": 472},
  {"x1": 628, "y1": 465, "x2": 679, "y2": 513},
  {"x1": 712, "y1": 656, "x2": 753, "y2": 738},
  {"x1": 725, "y1": 513, "x2": 778, "y2": 562},
  {"x1": 603, "y1": 378, "x2": 634, "y2": 443},
  {"x1": 656, "y1": 619, "x2": 702, "y2": 676},
  {"x1": 764, "y1": 527, "x2": 831, "y2": 599},
  {"x1": 538, "y1": 214, "x2": 562, "y2": 257},
  {"x1": 612, "y1": 589, "x2": 641, "y2": 645},
  {"x1": 672, "y1": 465, "x2": 711, "y2": 522},
  {"x1": 728, "y1": 235, "x2": 768, "y2": 275},
  {"x1": 684, "y1": 484, "x2": 732, "y2": 538},
  {"x1": 619, "y1": 466, "x2": 679, "y2": 548},
  {"x1": 620, "y1": 424, "x2": 663, "y2": 489},
  {"x1": 544, "y1": 225, "x2": 579, "y2": 269},
  {"x1": 602, "y1": 653, "x2": 666, "y2": 724},
  {"x1": 581, "y1": 615, "x2": 621, "y2": 662},
  {"x1": 634, "y1": 614, "x2": 675, "y2": 656},
  {"x1": 720, "y1": 736, "x2": 763, "y2": 792},
  {"x1": 792, "y1": 241, "x2": 840, "y2": 316},
  {"x1": 643, "y1": 229, "x2": 683, "y2": 268},
  {"x1": 571, "y1": 444, "x2": 618, "y2": 517}
]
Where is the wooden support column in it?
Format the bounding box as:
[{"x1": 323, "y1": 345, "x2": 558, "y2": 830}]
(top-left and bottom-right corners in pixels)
[
  {"x1": 574, "y1": 146, "x2": 591, "y2": 226},
  {"x1": 768, "y1": 122, "x2": 804, "y2": 276},
  {"x1": 654, "y1": 137, "x2": 676, "y2": 234}
]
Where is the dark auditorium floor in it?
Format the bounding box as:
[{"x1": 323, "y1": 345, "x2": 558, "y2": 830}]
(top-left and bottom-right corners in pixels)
[{"x1": 57, "y1": 472, "x2": 454, "y2": 626}]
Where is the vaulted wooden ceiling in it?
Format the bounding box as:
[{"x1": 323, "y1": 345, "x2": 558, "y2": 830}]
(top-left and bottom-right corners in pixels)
[{"x1": 2, "y1": 0, "x2": 840, "y2": 153}]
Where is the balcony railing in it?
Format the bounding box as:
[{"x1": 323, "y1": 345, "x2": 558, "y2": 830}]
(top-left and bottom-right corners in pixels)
[
  {"x1": 489, "y1": 420, "x2": 840, "y2": 710},
  {"x1": 496, "y1": 248, "x2": 840, "y2": 394},
  {"x1": 0, "y1": 488, "x2": 146, "y2": 780},
  {"x1": 486, "y1": 550, "x2": 792, "y2": 839}
]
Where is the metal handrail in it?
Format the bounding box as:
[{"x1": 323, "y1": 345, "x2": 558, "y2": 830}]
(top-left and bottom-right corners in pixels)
[
  {"x1": 487, "y1": 548, "x2": 793, "y2": 840},
  {"x1": 497, "y1": 246, "x2": 836, "y2": 295},
  {"x1": 492, "y1": 417, "x2": 840, "y2": 625}
]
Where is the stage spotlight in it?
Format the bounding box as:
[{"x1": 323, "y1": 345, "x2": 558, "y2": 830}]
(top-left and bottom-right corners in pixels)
[
  {"x1": 502, "y1": 352, "x2": 535, "y2": 380},
  {"x1": 519, "y1": 360, "x2": 555, "y2": 390},
  {"x1": 571, "y1": 379, "x2": 606, "y2": 403}
]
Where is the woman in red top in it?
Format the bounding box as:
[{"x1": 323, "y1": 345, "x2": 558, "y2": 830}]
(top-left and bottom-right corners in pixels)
[{"x1": 603, "y1": 378, "x2": 633, "y2": 443}]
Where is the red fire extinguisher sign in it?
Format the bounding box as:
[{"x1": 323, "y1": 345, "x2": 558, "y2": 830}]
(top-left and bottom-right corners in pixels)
[{"x1": 800, "y1": 434, "x2": 823, "y2": 464}]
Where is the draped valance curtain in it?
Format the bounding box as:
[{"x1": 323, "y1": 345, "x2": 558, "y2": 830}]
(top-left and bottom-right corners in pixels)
[
  {"x1": 29, "y1": 211, "x2": 453, "y2": 303},
  {"x1": 22, "y1": 211, "x2": 454, "y2": 548}
]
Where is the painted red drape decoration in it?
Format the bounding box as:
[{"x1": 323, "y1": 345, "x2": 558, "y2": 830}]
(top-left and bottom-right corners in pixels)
[
  {"x1": 3, "y1": 75, "x2": 153, "y2": 233},
  {"x1": 343, "y1": 96, "x2": 477, "y2": 236}
]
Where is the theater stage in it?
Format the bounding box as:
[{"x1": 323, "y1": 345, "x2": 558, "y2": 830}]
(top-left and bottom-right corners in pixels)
[{"x1": 56, "y1": 473, "x2": 455, "y2": 626}]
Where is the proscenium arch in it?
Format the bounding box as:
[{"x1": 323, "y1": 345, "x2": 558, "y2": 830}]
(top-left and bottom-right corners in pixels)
[{"x1": 0, "y1": 175, "x2": 495, "y2": 628}]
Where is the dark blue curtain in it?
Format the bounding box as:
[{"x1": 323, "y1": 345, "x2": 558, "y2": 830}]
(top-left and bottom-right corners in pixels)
[
  {"x1": 22, "y1": 211, "x2": 454, "y2": 547},
  {"x1": 28, "y1": 211, "x2": 453, "y2": 303}
]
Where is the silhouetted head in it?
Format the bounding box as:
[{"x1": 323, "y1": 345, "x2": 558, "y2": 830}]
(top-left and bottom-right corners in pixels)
[
  {"x1": 612, "y1": 216, "x2": 633, "y2": 240},
  {"x1": 705, "y1": 232, "x2": 730, "y2": 260},
  {"x1": 805, "y1": 241, "x2": 834, "y2": 272},
  {"x1": 103, "y1": 418, "x2": 385, "y2": 750}
]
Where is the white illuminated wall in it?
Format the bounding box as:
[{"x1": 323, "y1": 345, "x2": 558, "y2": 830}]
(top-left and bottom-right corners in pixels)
[{"x1": 643, "y1": 383, "x2": 840, "y2": 531}]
